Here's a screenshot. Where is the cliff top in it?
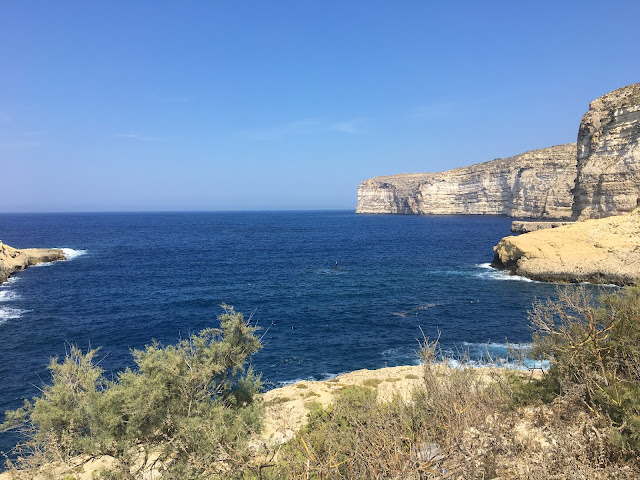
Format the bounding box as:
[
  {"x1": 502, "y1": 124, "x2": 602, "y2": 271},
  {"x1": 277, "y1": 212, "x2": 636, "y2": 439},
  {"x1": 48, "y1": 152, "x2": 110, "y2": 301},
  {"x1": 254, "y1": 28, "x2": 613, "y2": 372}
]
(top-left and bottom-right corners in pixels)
[
  {"x1": 588, "y1": 82, "x2": 640, "y2": 111},
  {"x1": 361, "y1": 143, "x2": 576, "y2": 184}
]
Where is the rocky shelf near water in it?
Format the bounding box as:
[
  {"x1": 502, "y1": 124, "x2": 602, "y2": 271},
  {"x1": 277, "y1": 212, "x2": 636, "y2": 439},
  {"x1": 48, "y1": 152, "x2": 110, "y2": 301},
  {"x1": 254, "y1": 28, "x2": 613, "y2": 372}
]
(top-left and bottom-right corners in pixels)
[
  {"x1": 0, "y1": 241, "x2": 66, "y2": 284},
  {"x1": 510, "y1": 221, "x2": 574, "y2": 234},
  {"x1": 492, "y1": 209, "x2": 640, "y2": 285}
]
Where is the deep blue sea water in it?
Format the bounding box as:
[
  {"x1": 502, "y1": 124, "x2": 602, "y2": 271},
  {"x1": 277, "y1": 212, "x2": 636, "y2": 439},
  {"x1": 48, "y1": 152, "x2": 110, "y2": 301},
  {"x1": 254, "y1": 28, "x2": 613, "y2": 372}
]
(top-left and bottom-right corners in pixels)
[{"x1": 0, "y1": 211, "x2": 564, "y2": 454}]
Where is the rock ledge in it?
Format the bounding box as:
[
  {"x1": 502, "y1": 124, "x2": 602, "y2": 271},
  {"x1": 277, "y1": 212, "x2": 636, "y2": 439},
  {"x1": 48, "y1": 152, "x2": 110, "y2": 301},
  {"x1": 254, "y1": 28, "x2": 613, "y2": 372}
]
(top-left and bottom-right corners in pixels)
[
  {"x1": 492, "y1": 210, "x2": 640, "y2": 285},
  {"x1": 0, "y1": 241, "x2": 66, "y2": 284}
]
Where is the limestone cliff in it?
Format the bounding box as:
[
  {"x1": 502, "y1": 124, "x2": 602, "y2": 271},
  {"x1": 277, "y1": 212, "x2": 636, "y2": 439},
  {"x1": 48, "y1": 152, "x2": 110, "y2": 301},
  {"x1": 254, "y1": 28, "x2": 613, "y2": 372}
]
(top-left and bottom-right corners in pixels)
[
  {"x1": 572, "y1": 83, "x2": 640, "y2": 219},
  {"x1": 492, "y1": 209, "x2": 640, "y2": 285},
  {"x1": 0, "y1": 241, "x2": 66, "y2": 284},
  {"x1": 357, "y1": 144, "x2": 577, "y2": 219}
]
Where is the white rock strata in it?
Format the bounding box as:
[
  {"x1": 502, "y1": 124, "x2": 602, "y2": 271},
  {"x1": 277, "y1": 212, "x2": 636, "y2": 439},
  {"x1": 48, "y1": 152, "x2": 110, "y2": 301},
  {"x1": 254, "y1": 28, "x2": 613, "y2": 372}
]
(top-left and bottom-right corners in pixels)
[{"x1": 357, "y1": 144, "x2": 577, "y2": 219}]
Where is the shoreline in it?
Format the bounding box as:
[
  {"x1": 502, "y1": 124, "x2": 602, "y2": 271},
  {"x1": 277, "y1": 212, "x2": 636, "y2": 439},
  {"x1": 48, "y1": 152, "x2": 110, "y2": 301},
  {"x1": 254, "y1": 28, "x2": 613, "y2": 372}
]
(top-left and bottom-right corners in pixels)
[
  {"x1": 492, "y1": 210, "x2": 640, "y2": 286},
  {"x1": 0, "y1": 241, "x2": 66, "y2": 285}
]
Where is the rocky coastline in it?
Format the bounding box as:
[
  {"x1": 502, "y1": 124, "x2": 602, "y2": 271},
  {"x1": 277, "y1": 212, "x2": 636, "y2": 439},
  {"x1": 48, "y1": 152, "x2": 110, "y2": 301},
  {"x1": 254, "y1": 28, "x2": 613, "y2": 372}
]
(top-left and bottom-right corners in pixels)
[
  {"x1": 357, "y1": 83, "x2": 640, "y2": 285},
  {"x1": 492, "y1": 209, "x2": 640, "y2": 285},
  {"x1": 356, "y1": 143, "x2": 576, "y2": 218},
  {"x1": 0, "y1": 241, "x2": 66, "y2": 284}
]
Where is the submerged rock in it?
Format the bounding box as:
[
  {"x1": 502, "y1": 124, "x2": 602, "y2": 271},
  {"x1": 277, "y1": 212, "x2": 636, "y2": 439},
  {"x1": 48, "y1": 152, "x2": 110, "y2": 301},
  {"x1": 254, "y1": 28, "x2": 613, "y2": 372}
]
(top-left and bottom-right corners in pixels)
[{"x1": 0, "y1": 241, "x2": 66, "y2": 284}]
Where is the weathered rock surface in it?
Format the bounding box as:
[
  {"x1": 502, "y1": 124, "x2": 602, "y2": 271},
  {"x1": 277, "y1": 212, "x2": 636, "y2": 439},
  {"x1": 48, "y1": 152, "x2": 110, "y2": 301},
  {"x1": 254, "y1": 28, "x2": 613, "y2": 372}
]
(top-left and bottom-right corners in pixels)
[
  {"x1": 357, "y1": 144, "x2": 577, "y2": 219},
  {"x1": 510, "y1": 221, "x2": 574, "y2": 234},
  {"x1": 572, "y1": 83, "x2": 640, "y2": 219},
  {"x1": 492, "y1": 209, "x2": 640, "y2": 285},
  {"x1": 0, "y1": 241, "x2": 65, "y2": 284}
]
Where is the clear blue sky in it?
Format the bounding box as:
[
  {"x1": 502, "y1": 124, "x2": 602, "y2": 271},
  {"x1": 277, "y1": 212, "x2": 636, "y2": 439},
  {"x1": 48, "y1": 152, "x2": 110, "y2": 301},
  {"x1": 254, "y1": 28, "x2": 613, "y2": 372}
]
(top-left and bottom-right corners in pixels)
[{"x1": 2, "y1": 1, "x2": 639, "y2": 212}]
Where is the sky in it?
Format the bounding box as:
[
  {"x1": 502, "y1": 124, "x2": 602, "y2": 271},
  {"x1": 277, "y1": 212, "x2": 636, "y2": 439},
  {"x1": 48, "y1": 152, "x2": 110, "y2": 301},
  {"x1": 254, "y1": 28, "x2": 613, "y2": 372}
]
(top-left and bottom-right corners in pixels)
[{"x1": 1, "y1": 1, "x2": 639, "y2": 213}]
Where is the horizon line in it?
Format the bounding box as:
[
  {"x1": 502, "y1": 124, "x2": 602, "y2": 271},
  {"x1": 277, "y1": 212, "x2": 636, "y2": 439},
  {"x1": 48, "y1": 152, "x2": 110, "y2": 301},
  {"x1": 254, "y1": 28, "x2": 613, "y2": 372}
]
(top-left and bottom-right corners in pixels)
[{"x1": 0, "y1": 208, "x2": 357, "y2": 215}]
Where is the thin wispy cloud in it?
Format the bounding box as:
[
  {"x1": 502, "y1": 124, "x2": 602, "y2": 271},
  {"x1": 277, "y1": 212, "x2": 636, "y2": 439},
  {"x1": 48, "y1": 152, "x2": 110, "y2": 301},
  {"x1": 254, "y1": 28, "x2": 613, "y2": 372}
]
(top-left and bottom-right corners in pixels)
[
  {"x1": 330, "y1": 118, "x2": 367, "y2": 134},
  {"x1": 242, "y1": 119, "x2": 320, "y2": 141},
  {"x1": 155, "y1": 95, "x2": 192, "y2": 104},
  {"x1": 0, "y1": 140, "x2": 41, "y2": 150},
  {"x1": 113, "y1": 133, "x2": 164, "y2": 142},
  {"x1": 0, "y1": 130, "x2": 42, "y2": 150},
  {"x1": 243, "y1": 117, "x2": 368, "y2": 141},
  {"x1": 410, "y1": 100, "x2": 460, "y2": 119}
]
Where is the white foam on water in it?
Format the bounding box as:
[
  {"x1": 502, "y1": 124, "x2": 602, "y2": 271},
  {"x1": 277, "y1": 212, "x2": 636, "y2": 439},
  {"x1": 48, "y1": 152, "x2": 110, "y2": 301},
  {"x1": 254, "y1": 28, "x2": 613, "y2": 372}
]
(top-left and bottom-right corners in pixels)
[
  {"x1": 0, "y1": 307, "x2": 31, "y2": 324},
  {"x1": 33, "y1": 261, "x2": 57, "y2": 267},
  {"x1": 443, "y1": 357, "x2": 549, "y2": 371},
  {"x1": 474, "y1": 263, "x2": 537, "y2": 282},
  {"x1": 60, "y1": 248, "x2": 88, "y2": 260},
  {"x1": 0, "y1": 291, "x2": 20, "y2": 302},
  {"x1": 462, "y1": 341, "x2": 533, "y2": 350},
  {"x1": 1, "y1": 276, "x2": 20, "y2": 287}
]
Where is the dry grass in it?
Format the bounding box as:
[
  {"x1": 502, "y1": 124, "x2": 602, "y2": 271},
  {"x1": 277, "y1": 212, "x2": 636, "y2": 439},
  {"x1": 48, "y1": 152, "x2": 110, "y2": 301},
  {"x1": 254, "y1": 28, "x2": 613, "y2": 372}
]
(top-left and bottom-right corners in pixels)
[{"x1": 260, "y1": 336, "x2": 640, "y2": 479}]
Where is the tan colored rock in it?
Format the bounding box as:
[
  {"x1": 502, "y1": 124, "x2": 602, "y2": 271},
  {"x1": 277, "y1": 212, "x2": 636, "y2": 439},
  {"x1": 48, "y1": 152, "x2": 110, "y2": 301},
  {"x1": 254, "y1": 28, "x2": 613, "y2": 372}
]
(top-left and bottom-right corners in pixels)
[
  {"x1": 510, "y1": 220, "x2": 574, "y2": 233},
  {"x1": 492, "y1": 209, "x2": 640, "y2": 285},
  {"x1": 0, "y1": 241, "x2": 65, "y2": 284},
  {"x1": 572, "y1": 83, "x2": 640, "y2": 219},
  {"x1": 262, "y1": 365, "x2": 424, "y2": 443},
  {"x1": 357, "y1": 144, "x2": 577, "y2": 219}
]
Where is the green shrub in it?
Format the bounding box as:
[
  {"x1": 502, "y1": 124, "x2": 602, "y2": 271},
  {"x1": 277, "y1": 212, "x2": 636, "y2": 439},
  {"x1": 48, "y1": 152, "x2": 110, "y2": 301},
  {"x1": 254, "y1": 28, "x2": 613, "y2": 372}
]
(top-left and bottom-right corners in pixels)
[
  {"x1": 2, "y1": 305, "x2": 263, "y2": 479},
  {"x1": 529, "y1": 285, "x2": 640, "y2": 452}
]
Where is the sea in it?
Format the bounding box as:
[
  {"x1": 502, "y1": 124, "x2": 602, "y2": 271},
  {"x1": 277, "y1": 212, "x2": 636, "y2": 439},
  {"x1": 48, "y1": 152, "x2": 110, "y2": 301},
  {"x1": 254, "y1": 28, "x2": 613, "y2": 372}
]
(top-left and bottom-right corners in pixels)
[{"x1": 0, "y1": 211, "x2": 585, "y2": 454}]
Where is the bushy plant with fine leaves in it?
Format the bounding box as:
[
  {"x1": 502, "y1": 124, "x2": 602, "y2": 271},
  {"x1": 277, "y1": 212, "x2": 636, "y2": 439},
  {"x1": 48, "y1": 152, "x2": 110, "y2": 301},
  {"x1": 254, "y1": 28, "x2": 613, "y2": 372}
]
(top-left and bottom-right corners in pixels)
[
  {"x1": 2, "y1": 305, "x2": 263, "y2": 479},
  {"x1": 528, "y1": 285, "x2": 640, "y2": 452}
]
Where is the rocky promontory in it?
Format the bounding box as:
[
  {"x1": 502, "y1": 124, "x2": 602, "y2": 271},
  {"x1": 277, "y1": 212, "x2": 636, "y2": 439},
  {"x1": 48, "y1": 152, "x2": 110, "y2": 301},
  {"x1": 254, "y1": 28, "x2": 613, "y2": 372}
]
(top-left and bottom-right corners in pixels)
[
  {"x1": 356, "y1": 143, "x2": 577, "y2": 219},
  {"x1": 492, "y1": 209, "x2": 640, "y2": 285},
  {"x1": 572, "y1": 83, "x2": 640, "y2": 220},
  {"x1": 0, "y1": 241, "x2": 66, "y2": 284}
]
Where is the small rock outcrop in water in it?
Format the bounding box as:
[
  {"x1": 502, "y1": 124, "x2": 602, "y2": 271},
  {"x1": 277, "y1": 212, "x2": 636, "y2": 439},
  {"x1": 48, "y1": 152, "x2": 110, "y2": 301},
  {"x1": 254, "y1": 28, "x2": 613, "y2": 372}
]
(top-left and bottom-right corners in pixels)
[
  {"x1": 492, "y1": 209, "x2": 640, "y2": 285},
  {"x1": 572, "y1": 83, "x2": 640, "y2": 220},
  {"x1": 510, "y1": 221, "x2": 574, "y2": 234},
  {"x1": 356, "y1": 143, "x2": 576, "y2": 219},
  {"x1": 0, "y1": 241, "x2": 65, "y2": 284}
]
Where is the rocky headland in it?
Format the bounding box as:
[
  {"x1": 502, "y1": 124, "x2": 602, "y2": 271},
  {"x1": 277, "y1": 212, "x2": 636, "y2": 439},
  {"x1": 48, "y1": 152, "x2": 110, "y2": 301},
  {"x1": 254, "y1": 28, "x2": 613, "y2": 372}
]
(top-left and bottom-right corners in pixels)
[
  {"x1": 356, "y1": 143, "x2": 577, "y2": 219},
  {"x1": 0, "y1": 241, "x2": 66, "y2": 284},
  {"x1": 357, "y1": 82, "x2": 640, "y2": 284},
  {"x1": 572, "y1": 83, "x2": 640, "y2": 220},
  {"x1": 492, "y1": 208, "x2": 640, "y2": 285},
  {"x1": 491, "y1": 83, "x2": 640, "y2": 284}
]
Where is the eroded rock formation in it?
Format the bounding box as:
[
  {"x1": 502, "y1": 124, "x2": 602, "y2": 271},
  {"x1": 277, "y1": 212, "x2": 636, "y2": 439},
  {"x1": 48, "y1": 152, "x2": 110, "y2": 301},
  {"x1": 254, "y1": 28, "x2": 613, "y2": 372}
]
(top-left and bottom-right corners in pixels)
[
  {"x1": 0, "y1": 241, "x2": 65, "y2": 284},
  {"x1": 572, "y1": 83, "x2": 640, "y2": 219},
  {"x1": 492, "y1": 209, "x2": 640, "y2": 285},
  {"x1": 356, "y1": 144, "x2": 577, "y2": 219}
]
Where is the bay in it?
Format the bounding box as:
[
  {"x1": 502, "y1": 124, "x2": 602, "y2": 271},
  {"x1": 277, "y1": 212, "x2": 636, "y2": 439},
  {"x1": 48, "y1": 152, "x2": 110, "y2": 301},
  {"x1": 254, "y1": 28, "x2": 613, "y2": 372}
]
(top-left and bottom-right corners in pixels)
[{"x1": 0, "y1": 211, "x2": 560, "y2": 453}]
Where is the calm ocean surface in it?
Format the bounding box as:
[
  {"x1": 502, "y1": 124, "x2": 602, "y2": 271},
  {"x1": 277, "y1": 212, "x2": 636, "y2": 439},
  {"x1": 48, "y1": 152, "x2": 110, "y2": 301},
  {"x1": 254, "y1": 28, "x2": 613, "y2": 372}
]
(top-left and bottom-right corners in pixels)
[{"x1": 0, "y1": 211, "x2": 563, "y2": 453}]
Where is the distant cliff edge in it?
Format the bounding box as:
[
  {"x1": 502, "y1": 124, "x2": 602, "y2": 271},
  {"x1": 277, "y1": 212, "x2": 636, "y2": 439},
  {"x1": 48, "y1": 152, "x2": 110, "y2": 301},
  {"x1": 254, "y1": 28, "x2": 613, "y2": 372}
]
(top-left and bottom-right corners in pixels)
[
  {"x1": 357, "y1": 82, "x2": 640, "y2": 221},
  {"x1": 356, "y1": 143, "x2": 576, "y2": 219}
]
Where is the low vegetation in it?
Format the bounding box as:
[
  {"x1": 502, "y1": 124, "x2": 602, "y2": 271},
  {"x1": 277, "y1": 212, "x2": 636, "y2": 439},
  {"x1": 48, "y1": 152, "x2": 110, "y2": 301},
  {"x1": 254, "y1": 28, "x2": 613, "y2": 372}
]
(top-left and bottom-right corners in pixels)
[{"x1": 3, "y1": 287, "x2": 640, "y2": 478}]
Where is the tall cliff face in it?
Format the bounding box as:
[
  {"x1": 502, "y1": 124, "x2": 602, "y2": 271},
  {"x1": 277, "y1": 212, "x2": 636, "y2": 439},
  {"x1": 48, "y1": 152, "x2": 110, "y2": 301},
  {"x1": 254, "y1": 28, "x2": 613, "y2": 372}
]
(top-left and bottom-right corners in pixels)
[
  {"x1": 357, "y1": 144, "x2": 577, "y2": 219},
  {"x1": 572, "y1": 83, "x2": 640, "y2": 219}
]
